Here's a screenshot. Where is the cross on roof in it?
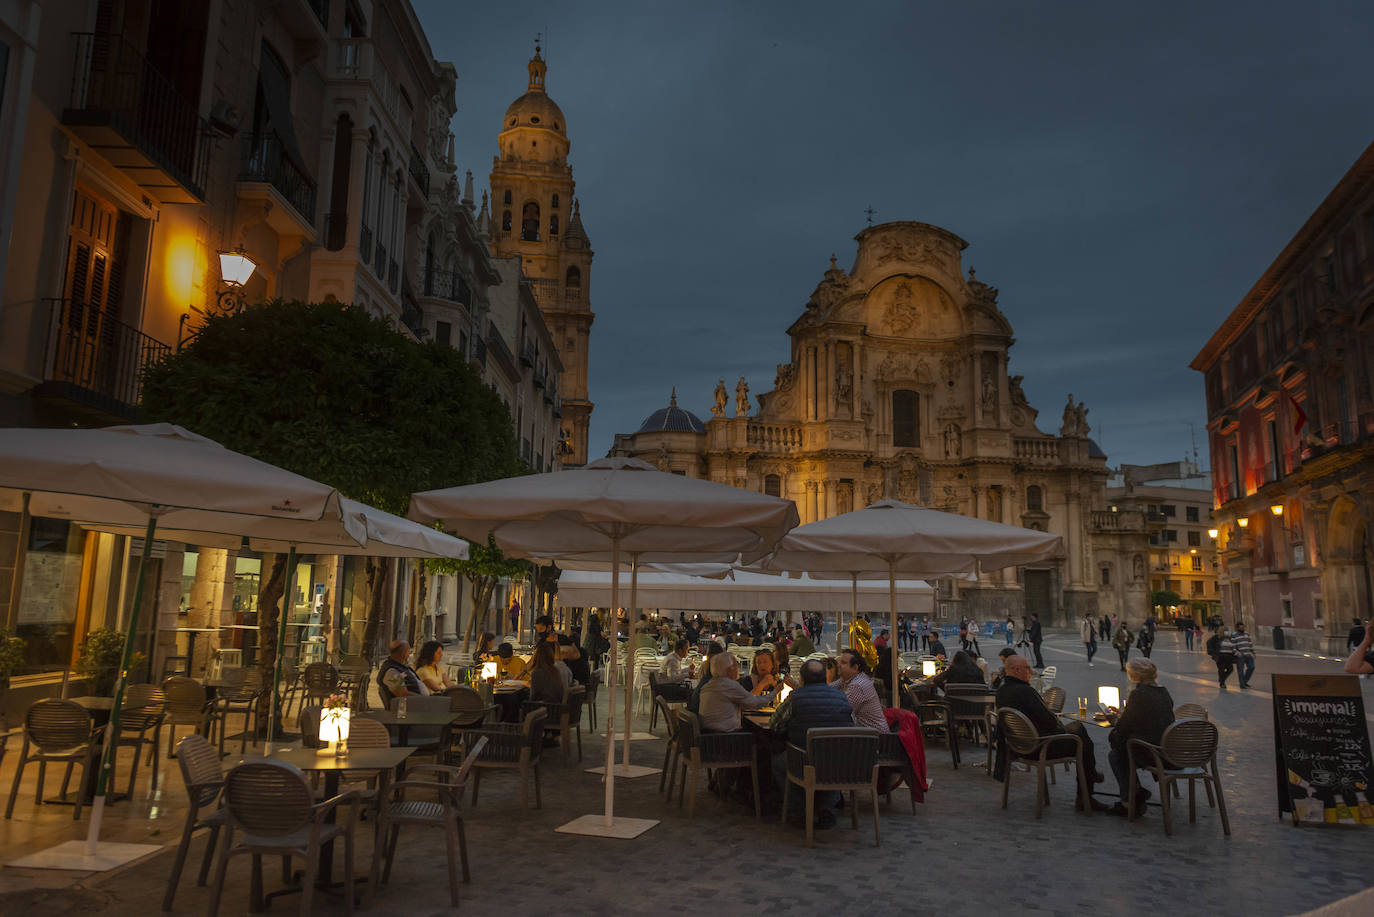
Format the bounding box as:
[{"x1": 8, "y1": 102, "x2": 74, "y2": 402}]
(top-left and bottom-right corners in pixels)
[{"x1": 864, "y1": 206, "x2": 876, "y2": 225}]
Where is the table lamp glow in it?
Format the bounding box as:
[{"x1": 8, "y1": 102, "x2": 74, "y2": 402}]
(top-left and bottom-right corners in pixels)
[
  {"x1": 1098, "y1": 685, "x2": 1120, "y2": 710},
  {"x1": 480, "y1": 661, "x2": 498, "y2": 681},
  {"x1": 922, "y1": 659, "x2": 938, "y2": 677},
  {"x1": 318, "y1": 708, "x2": 350, "y2": 756}
]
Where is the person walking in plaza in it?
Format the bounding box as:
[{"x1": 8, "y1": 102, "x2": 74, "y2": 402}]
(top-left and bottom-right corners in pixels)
[
  {"x1": 1231, "y1": 622, "x2": 1256, "y2": 688},
  {"x1": 1028, "y1": 613, "x2": 1044, "y2": 668},
  {"x1": 1136, "y1": 621, "x2": 1154, "y2": 659},
  {"x1": 967, "y1": 619, "x2": 982, "y2": 657},
  {"x1": 1100, "y1": 614, "x2": 1111, "y2": 642},
  {"x1": 1081, "y1": 612, "x2": 1098, "y2": 667},
  {"x1": 907, "y1": 615, "x2": 920, "y2": 652},
  {"x1": 919, "y1": 617, "x2": 930, "y2": 652},
  {"x1": 958, "y1": 617, "x2": 970, "y2": 652},
  {"x1": 1207, "y1": 628, "x2": 1236, "y2": 688},
  {"x1": 1111, "y1": 621, "x2": 1133, "y2": 671}
]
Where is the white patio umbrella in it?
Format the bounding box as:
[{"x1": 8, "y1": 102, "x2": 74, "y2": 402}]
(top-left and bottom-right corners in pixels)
[
  {"x1": 0, "y1": 424, "x2": 468, "y2": 870},
  {"x1": 408, "y1": 456, "x2": 798, "y2": 838},
  {"x1": 764, "y1": 500, "x2": 1063, "y2": 707}
]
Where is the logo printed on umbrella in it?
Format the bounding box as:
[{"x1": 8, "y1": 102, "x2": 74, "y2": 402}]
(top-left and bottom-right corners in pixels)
[{"x1": 271, "y1": 499, "x2": 302, "y2": 513}]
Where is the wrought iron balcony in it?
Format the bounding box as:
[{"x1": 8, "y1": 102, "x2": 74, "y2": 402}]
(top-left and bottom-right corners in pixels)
[
  {"x1": 38, "y1": 298, "x2": 170, "y2": 420},
  {"x1": 408, "y1": 142, "x2": 430, "y2": 199},
  {"x1": 520, "y1": 341, "x2": 535, "y2": 368},
  {"x1": 63, "y1": 32, "x2": 208, "y2": 203},
  {"x1": 422, "y1": 268, "x2": 472, "y2": 307},
  {"x1": 239, "y1": 131, "x2": 317, "y2": 226},
  {"x1": 469, "y1": 335, "x2": 487, "y2": 370}
]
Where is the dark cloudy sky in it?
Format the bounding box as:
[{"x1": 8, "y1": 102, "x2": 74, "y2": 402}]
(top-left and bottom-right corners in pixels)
[{"x1": 413, "y1": 0, "x2": 1374, "y2": 470}]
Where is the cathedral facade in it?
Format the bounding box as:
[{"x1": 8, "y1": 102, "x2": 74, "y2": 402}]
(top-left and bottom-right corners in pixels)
[
  {"x1": 611, "y1": 221, "x2": 1149, "y2": 625},
  {"x1": 483, "y1": 46, "x2": 595, "y2": 466}
]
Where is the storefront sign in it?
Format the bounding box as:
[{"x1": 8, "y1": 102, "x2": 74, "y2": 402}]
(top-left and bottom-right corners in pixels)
[{"x1": 1272, "y1": 673, "x2": 1374, "y2": 826}]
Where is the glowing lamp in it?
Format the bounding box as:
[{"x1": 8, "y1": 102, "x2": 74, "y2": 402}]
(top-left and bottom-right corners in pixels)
[
  {"x1": 1208, "y1": 528, "x2": 1218, "y2": 539},
  {"x1": 1270, "y1": 504, "x2": 1284, "y2": 516},
  {"x1": 480, "y1": 661, "x2": 498, "y2": 681},
  {"x1": 318, "y1": 708, "x2": 350, "y2": 756},
  {"x1": 218, "y1": 249, "x2": 257, "y2": 287},
  {"x1": 777, "y1": 683, "x2": 792, "y2": 704},
  {"x1": 1237, "y1": 517, "x2": 1248, "y2": 528},
  {"x1": 1189, "y1": 548, "x2": 1198, "y2": 555},
  {"x1": 922, "y1": 659, "x2": 937, "y2": 677},
  {"x1": 1098, "y1": 685, "x2": 1120, "y2": 710}
]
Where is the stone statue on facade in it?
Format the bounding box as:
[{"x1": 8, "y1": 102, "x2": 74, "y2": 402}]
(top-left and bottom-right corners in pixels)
[
  {"x1": 735, "y1": 377, "x2": 750, "y2": 417},
  {"x1": 981, "y1": 372, "x2": 997, "y2": 412},
  {"x1": 711, "y1": 379, "x2": 728, "y2": 418},
  {"x1": 1009, "y1": 375, "x2": 1028, "y2": 406},
  {"x1": 835, "y1": 348, "x2": 852, "y2": 406},
  {"x1": 655, "y1": 441, "x2": 670, "y2": 472},
  {"x1": 1059, "y1": 394, "x2": 1091, "y2": 436},
  {"x1": 943, "y1": 423, "x2": 961, "y2": 458}
]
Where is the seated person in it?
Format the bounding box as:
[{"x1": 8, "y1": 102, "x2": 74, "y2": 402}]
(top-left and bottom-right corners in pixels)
[
  {"x1": 528, "y1": 643, "x2": 569, "y2": 704},
  {"x1": 928, "y1": 634, "x2": 948, "y2": 660},
  {"x1": 687, "y1": 643, "x2": 726, "y2": 714},
  {"x1": 740, "y1": 648, "x2": 781, "y2": 695},
  {"x1": 990, "y1": 646, "x2": 1017, "y2": 689},
  {"x1": 414, "y1": 640, "x2": 454, "y2": 694},
  {"x1": 1107, "y1": 658, "x2": 1175, "y2": 817},
  {"x1": 932, "y1": 650, "x2": 986, "y2": 691},
  {"x1": 558, "y1": 634, "x2": 590, "y2": 686},
  {"x1": 377, "y1": 639, "x2": 430, "y2": 705},
  {"x1": 494, "y1": 642, "x2": 527, "y2": 681},
  {"x1": 791, "y1": 627, "x2": 816, "y2": 657},
  {"x1": 475, "y1": 632, "x2": 499, "y2": 662},
  {"x1": 533, "y1": 614, "x2": 559, "y2": 647},
  {"x1": 835, "y1": 649, "x2": 888, "y2": 733},
  {"x1": 698, "y1": 653, "x2": 774, "y2": 733},
  {"x1": 658, "y1": 638, "x2": 695, "y2": 703},
  {"x1": 823, "y1": 656, "x2": 839, "y2": 684},
  {"x1": 770, "y1": 659, "x2": 856, "y2": 829},
  {"x1": 995, "y1": 655, "x2": 1105, "y2": 808}
]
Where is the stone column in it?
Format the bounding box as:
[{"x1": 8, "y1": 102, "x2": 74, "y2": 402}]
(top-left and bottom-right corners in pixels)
[
  {"x1": 805, "y1": 480, "x2": 819, "y2": 524},
  {"x1": 822, "y1": 341, "x2": 833, "y2": 422},
  {"x1": 825, "y1": 478, "x2": 838, "y2": 519}
]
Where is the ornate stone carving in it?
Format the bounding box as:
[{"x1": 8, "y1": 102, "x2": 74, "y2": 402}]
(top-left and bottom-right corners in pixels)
[
  {"x1": 774, "y1": 362, "x2": 796, "y2": 392},
  {"x1": 428, "y1": 94, "x2": 451, "y2": 165},
  {"x1": 837, "y1": 481, "x2": 853, "y2": 515},
  {"x1": 943, "y1": 423, "x2": 961, "y2": 458},
  {"x1": 1059, "y1": 394, "x2": 1090, "y2": 437},
  {"x1": 655, "y1": 442, "x2": 669, "y2": 472},
  {"x1": 941, "y1": 355, "x2": 960, "y2": 388},
  {"x1": 711, "y1": 379, "x2": 727, "y2": 418},
  {"x1": 896, "y1": 453, "x2": 920, "y2": 503},
  {"x1": 981, "y1": 371, "x2": 997, "y2": 413},
  {"x1": 735, "y1": 377, "x2": 750, "y2": 416},
  {"x1": 883, "y1": 281, "x2": 919, "y2": 335},
  {"x1": 1009, "y1": 374, "x2": 1029, "y2": 406},
  {"x1": 867, "y1": 483, "x2": 883, "y2": 505},
  {"x1": 835, "y1": 342, "x2": 853, "y2": 407},
  {"x1": 835, "y1": 430, "x2": 860, "y2": 441}
]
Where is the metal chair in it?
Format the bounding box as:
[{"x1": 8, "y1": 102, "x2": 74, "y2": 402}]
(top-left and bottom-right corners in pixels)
[
  {"x1": 336, "y1": 656, "x2": 372, "y2": 711},
  {"x1": 160, "y1": 675, "x2": 210, "y2": 757},
  {"x1": 781, "y1": 727, "x2": 882, "y2": 847},
  {"x1": 1128, "y1": 718, "x2": 1231, "y2": 836},
  {"x1": 585, "y1": 669, "x2": 601, "y2": 732},
  {"x1": 207, "y1": 760, "x2": 361, "y2": 917},
  {"x1": 110, "y1": 683, "x2": 166, "y2": 797},
  {"x1": 161, "y1": 734, "x2": 225, "y2": 911},
  {"x1": 373, "y1": 736, "x2": 488, "y2": 908},
  {"x1": 997, "y1": 707, "x2": 1091, "y2": 819},
  {"x1": 5, "y1": 699, "x2": 97, "y2": 820},
  {"x1": 465, "y1": 708, "x2": 548, "y2": 809},
  {"x1": 876, "y1": 729, "x2": 919, "y2": 815},
  {"x1": 674, "y1": 710, "x2": 759, "y2": 818},
  {"x1": 916, "y1": 699, "x2": 959, "y2": 767},
  {"x1": 206, "y1": 667, "x2": 264, "y2": 755}
]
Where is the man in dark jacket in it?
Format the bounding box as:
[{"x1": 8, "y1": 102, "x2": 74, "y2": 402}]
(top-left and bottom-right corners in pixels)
[
  {"x1": 995, "y1": 655, "x2": 1105, "y2": 809},
  {"x1": 1107, "y1": 658, "x2": 1175, "y2": 817},
  {"x1": 1028, "y1": 613, "x2": 1044, "y2": 668},
  {"x1": 770, "y1": 659, "x2": 856, "y2": 828}
]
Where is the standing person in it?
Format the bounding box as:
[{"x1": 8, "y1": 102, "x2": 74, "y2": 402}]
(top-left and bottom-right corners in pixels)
[
  {"x1": 1137, "y1": 622, "x2": 1154, "y2": 659},
  {"x1": 958, "y1": 617, "x2": 970, "y2": 652},
  {"x1": 1080, "y1": 613, "x2": 1098, "y2": 668},
  {"x1": 907, "y1": 615, "x2": 920, "y2": 653},
  {"x1": 967, "y1": 619, "x2": 982, "y2": 658},
  {"x1": 1100, "y1": 614, "x2": 1111, "y2": 642},
  {"x1": 919, "y1": 617, "x2": 930, "y2": 652},
  {"x1": 1004, "y1": 615, "x2": 1015, "y2": 646},
  {"x1": 1231, "y1": 622, "x2": 1256, "y2": 689},
  {"x1": 508, "y1": 597, "x2": 520, "y2": 636},
  {"x1": 1207, "y1": 628, "x2": 1236, "y2": 689},
  {"x1": 1111, "y1": 621, "x2": 1133, "y2": 671},
  {"x1": 1028, "y1": 613, "x2": 1044, "y2": 668},
  {"x1": 1184, "y1": 619, "x2": 1195, "y2": 652}
]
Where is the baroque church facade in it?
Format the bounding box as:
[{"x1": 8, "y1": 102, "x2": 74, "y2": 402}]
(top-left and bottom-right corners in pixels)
[
  {"x1": 480, "y1": 46, "x2": 595, "y2": 466},
  {"x1": 611, "y1": 221, "x2": 1149, "y2": 625}
]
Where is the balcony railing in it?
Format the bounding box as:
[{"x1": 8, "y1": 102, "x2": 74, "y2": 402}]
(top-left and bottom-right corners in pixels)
[
  {"x1": 487, "y1": 324, "x2": 516, "y2": 374},
  {"x1": 240, "y1": 131, "x2": 317, "y2": 223},
  {"x1": 1013, "y1": 437, "x2": 1061, "y2": 463},
  {"x1": 520, "y1": 341, "x2": 535, "y2": 368},
  {"x1": 423, "y1": 268, "x2": 473, "y2": 307},
  {"x1": 40, "y1": 298, "x2": 170, "y2": 418},
  {"x1": 469, "y1": 335, "x2": 487, "y2": 369},
  {"x1": 746, "y1": 422, "x2": 802, "y2": 450},
  {"x1": 408, "y1": 142, "x2": 430, "y2": 199},
  {"x1": 1090, "y1": 510, "x2": 1146, "y2": 533},
  {"x1": 64, "y1": 32, "x2": 207, "y2": 202}
]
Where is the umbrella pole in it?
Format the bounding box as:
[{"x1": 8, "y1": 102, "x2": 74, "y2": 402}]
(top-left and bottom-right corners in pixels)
[
  {"x1": 849, "y1": 572, "x2": 858, "y2": 652},
  {"x1": 603, "y1": 539, "x2": 620, "y2": 825},
  {"x1": 624, "y1": 554, "x2": 638, "y2": 767},
  {"x1": 888, "y1": 562, "x2": 899, "y2": 710},
  {"x1": 85, "y1": 514, "x2": 158, "y2": 856},
  {"x1": 266, "y1": 546, "x2": 297, "y2": 750}
]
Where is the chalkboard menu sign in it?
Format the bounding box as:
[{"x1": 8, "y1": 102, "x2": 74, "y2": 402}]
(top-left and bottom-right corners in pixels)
[{"x1": 1272, "y1": 674, "x2": 1374, "y2": 827}]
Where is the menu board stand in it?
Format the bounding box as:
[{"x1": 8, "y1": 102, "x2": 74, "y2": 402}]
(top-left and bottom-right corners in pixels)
[{"x1": 1272, "y1": 673, "x2": 1374, "y2": 827}]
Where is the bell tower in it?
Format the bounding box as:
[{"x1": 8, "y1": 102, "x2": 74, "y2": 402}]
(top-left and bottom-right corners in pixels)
[{"x1": 489, "y1": 43, "x2": 595, "y2": 466}]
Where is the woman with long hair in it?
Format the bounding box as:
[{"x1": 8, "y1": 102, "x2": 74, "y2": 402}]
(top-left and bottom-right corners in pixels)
[
  {"x1": 740, "y1": 647, "x2": 780, "y2": 695},
  {"x1": 414, "y1": 640, "x2": 453, "y2": 693},
  {"x1": 475, "y1": 632, "x2": 498, "y2": 661},
  {"x1": 528, "y1": 641, "x2": 565, "y2": 704}
]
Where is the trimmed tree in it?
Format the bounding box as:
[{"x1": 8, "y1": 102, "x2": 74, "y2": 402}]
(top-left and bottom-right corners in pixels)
[{"x1": 141, "y1": 300, "x2": 524, "y2": 721}]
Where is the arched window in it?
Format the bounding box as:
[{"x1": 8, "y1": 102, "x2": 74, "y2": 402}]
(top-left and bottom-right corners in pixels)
[
  {"x1": 764, "y1": 474, "x2": 781, "y2": 497},
  {"x1": 892, "y1": 389, "x2": 919, "y2": 448},
  {"x1": 501, "y1": 210, "x2": 512, "y2": 232},
  {"x1": 503, "y1": 190, "x2": 511, "y2": 205},
  {"x1": 565, "y1": 266, "x2": 581, "y2": 288},
  {"x1": 552, "y1": 194, "x2": 560, "y2": 209},
  {"x1": 521, "y1": 201, "x2": 540, "y2": 241},
  {"x1": 549, "y1": 214, "x2": 559, "y2": 235},
  {"x1": 1026, "y1": 485, "x2": 1043, "y2": 512}
]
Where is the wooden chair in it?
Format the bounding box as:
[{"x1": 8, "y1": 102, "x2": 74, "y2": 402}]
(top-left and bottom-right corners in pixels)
[
  {"x1": 674, "y1": 710, "x2": 759, "y2": 818},
  {"x1": 465, "y1": 708, "x2": 548, "y2": 809},
  {"x1": 206, "y1": 667, "x2": 264, "y2": 755},
  {"x1": 876, "y1": 729, "x2": 918, "y2": 815},
  {"x1": 916, "y1": 699, "x2": 959, "y2": 768},
  {"x1": 1128, "y1": 718, "x2": 1231, "y2": 836},
  {"x1": 110, "y1": 683, "x2": 166, "y2": 797},
  {"x1": 374, "y1": 736, "x2": 488, "y2": 908},
  {"x1": 997, "y1": 707, "x2": 1090, "y2": 819},
  {"x1": 162, "y1": 734, "x2": 225, "y2": 911},
  {"x1": 160, "y1": 675, "x2": 210, "y2": 757},
  {"x1": 5, "y1": 699, "x2": 97, "y2": 820},
  {"x1": 207, "y1": 760, "x2": 361, "y2": 917},
  {"x1": 781, "y1": 727, "x2": 882, "y2": 848}
]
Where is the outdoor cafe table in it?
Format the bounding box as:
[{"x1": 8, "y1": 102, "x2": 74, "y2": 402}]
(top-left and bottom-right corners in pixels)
[
  {"x1": 361, "y1": 709, "x2": 462, "y2": 766},
  {"x1": 1058, "y1": 711, "x2": 1115, "y2": 728},
  {"x1": 53, "y1": 696, "x2": 154, "y2": 806},
  {"x1": 231, "y1": 744, "x2": 415, "y2": 894}
]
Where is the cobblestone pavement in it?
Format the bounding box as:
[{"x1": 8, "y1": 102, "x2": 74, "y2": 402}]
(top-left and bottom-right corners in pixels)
[{"x1": 2, "y1": 630, "x2": 1372, "y2": 917}]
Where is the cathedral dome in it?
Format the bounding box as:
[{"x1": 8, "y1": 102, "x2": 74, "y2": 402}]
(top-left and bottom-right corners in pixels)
[
  {"x1": 502, "y1": 47, "x2": 566, "y2": 136},
  {"x1": 637, "y1": 390, "x2": 706, "y2": 434}
]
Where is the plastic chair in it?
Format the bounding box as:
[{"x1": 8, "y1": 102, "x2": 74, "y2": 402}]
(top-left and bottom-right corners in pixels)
[
  {"x1": 465, "y1": 708, "x2": 548, "y2": 809},
  {"x1": 674, "y1": 710, "x2": 759, "y2": 818},
  {"x1": 4, "y1": 699, "x2": 97, "y2": 820},
  {"x1": 522, "y1": 684, "x2": 584, "y2": 762},
  {"x1": 1040, "y1": 686, "x2": 1067, "y2": 714},
  {"x1": 916, "y1": 699, "x2": 959, "y2": 768},
  {"x1": 781, "y1": 726, "x2": 882, "y2": 847},
  {"x1": 160, "y1": 675, "x2": 210, "y2": 757},
  {"x1": 207, "y1": 760, "x2": 360, "y2": 917},
  {"x1": 997, "y1": 707, "x2": 1090, "y2": 819},
  {"x1": 110, "y1": 683, "x2": 166, "y2": 797},
  {"x1": 374, "y1": 736, "x2": 488, "y2": 907},
  {"x1": 1128, "y1": 718, "x2": 1231, "y2": 836},
  {"x1": 206, "y1": 667, "x2": 264, "y2": 755},
  {"x1": 162, "y1": 734, "x2": 225, "y2": 911},
  {"x1": 876, "y1": 729, "x2": 919, "y2": 815}
]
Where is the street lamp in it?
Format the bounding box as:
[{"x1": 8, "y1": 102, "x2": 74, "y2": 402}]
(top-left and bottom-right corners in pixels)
[
  {"x1": 1237, "y1": 517, "x2": 1248, "y2": 528},
  {"x1": 216, "y1": 247, "x2": 257, "y2": 314},
  {"x1": 1208, "y1": 528, "x2": 1219, "y2": 539},
  {"x1": 1270, "y1": 504, "x2": 1284, "y2": 516}
]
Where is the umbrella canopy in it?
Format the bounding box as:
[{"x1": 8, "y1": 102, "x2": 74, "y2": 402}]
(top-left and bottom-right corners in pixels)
[
  {"x1": 556, "y1": 568, "x2": 932, "y2": 614},
  {"x1": 764, "y1": 500, "x2": 1063, "y2": 707},
  {"x1": 409, "y1": 456, "x2": 799, "y2": 837}
]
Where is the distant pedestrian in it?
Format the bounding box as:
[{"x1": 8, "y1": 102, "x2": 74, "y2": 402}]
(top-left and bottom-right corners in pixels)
[
  {"x1": 1100, "y1": 615, "x2": 1111, "y2": 641},
  {"x1": 1112, "y1": 622, "x2": 1133, "y2": 671},
  {"x1": 1231, "y1": 622, "x2": 1256, "y2": 689},
  {"x1": 959, "y1": 617, "x2": 970, "y2": 652},
  {"x1": 1081, "y1": 613, "x2": 1098, "y2": 667},
  {"x1": 1005, "y1": 615, "x2": 1015, "y2": 646},
  {"x1": 1029, "y1": 613, "x2": 1044, "y2": 668},
  {"x1": 967, "y1": 620, "x2": 982, "y2": 657},
  {"x1": 1184, "y1": 620, "x2": 1195, "y2": 652},
  {"x1": 1137, "y1": 624, "x2": 1153, "y2": 659},
  {"x1": 1208, "y1": 629, "x2": 1236, "y2": 689}
]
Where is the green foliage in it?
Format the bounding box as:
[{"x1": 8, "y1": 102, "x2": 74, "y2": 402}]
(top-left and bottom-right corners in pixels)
[
  {"x1": 1150, "y1": 589, "x2": 1182, "y2": 609},
  {"x1": 425, "y1": 533, "x2": 529, "y2": 581},
  {"x1": 0, "y1": 627, "x2": 25, "y2": 680},
  {"x1": 141, "y1": 300, "x2": 526, "y2": 513},
  {"x1": 77, "y1": 626, "x2": 144, "y2": 695}
]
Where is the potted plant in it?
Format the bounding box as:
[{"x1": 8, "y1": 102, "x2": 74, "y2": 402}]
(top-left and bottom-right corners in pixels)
[
  {"x1": 0, "y1": 626, "x2": 26, "y2": 729},
  {"x1": 77, "y1": 627, "x2": 145, "y2": 696}
]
